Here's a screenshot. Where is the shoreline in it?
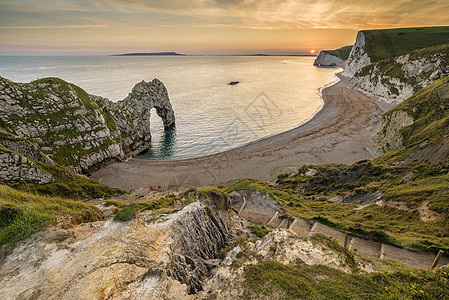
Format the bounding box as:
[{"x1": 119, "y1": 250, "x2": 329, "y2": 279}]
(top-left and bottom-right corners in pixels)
[
  {"x1": 92, "y1": 74, "x2": 395, "y2": 191},
  {"x1": 138, "y1": 70, "x2": 342, "y2": 163}
]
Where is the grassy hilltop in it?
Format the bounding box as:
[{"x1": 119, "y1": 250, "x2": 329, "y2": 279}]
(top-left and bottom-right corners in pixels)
[
  {"x1": 325, "y1": 45, "x2": 353, "y2": 60},
  {"x1": 362, "y1": 26, "x2": 449, "y2": 63}
]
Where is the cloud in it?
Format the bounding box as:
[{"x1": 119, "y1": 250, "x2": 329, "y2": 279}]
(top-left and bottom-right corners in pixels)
[
  {"x1": 1, "y1": 0, "x2": 448, "y2": 30},
  {"x1": 0, "y1": 25, "x2": 108, "y2": 29},
  {"x1": 105, "y1": 0, "x2": 449, "y2": 29}
]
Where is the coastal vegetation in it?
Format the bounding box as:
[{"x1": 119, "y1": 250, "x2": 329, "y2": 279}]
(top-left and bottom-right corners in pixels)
[
  {"x1": 325, "y1": 45, "x2": 353, "y2": 60},
  {"x1": 0, "y1": 184, "x2": 102, "y2": 248},
  {"x1": 375, "y1": 77, "x2": 449, "y2": 164},
  {"x1": 356, "y1": 44, "x2": 449, "y2": 92},
  {"x1": 362, "y1": 26, "x2": 449, "y2": 63},
  {"x1": 15, "y1": 162, "x2": 123, "y2": 199},
  {"x1": 228, "y1": 159, "x2": 449, "y2": 251},
  {"x1": 113, "y1": 192, "x2": 195, "y2": 221},
  {"x1": 242, "y1": 260, "x2": 449, "y2": 299}
]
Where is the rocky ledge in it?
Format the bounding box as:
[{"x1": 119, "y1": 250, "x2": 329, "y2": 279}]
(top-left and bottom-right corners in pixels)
[
  {"x1": 0, "y1": 191, "x2": 235, "y2": 299},
  {"x1": 0, "y1": 76, "x2": 175, "y2": 185}
]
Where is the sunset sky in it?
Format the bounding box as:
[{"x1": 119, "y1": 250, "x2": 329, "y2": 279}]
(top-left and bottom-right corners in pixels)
[{"x1": 1, "y1": 0, "x2": 448, "y2": 55}]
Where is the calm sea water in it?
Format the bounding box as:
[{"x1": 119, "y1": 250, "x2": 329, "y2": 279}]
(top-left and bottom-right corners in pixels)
[{"x1": 0, "y1": 56, "x2": 338, "y2": 159}]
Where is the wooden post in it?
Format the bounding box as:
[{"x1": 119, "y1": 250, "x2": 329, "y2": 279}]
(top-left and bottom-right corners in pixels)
[{"x1": 431, "y1": 250, "x2": 444, "y2": 270}]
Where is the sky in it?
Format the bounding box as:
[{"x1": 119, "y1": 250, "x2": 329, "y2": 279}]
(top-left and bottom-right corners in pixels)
[{"x1": 0, "y1": 0, "x2": 448, "y2": 55}]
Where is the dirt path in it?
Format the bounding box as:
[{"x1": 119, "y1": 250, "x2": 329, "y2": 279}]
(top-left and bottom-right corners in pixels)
[{"x1": 91, "y1": 75, "x2": 395, "y2": 191}]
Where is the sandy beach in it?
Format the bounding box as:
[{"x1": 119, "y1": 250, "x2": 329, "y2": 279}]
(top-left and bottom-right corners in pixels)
[{"x1": 91, "y1": 74, "x2": 394, "y2": 191}]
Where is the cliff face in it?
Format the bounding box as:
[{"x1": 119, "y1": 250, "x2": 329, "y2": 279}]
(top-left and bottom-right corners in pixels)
[
  {"x1": 314, "y1": 45, "x2": 352, "y2": 68},
  {"x1": 313, "y1": 51, "x2": 345, "y2": 67},
  {"x1": 342, "y1": 31, "x2": 371, "y2": 77},
  {"x1": 348, "y1": 45, "x2": 449, "y2": 104},
  {"x1": 368, "y1": 110, "x2": 414, "y2": 158},
  {"x1": 0, "y1": 77, "x2": 175, "y2": 184},
  {"x1": 340, "y1": 27, "x2": 449, "y2": 103},
  {"x1": 342, "y1": 27, "x2": 449, "y2": 79}
]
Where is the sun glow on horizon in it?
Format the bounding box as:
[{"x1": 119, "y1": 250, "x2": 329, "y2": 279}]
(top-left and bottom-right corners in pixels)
[{"x1": 2, "y1": 0, "x2": 449, "y2": 55}]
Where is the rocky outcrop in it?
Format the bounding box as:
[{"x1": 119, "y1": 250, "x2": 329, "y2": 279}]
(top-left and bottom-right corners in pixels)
[
  {"x1": 0, "y1": 150, "x2": 54, "y2": 185},
  {"x1": 0, "y1": 76, "x2": 175, "y2": 180},
  {"x1": 348, "y1": 45, "x2": 449, "y2": 103},
  {"x1": 168, "y1": 201, "x2": 233, "y2": 294},
  {"x1": 314, "y1": 51, "x2": 345, "y2": 67},
  {"x1": 0, "y1": 193, "x2": 234, "y2": 299},
  {"x1": 368, "y1": 77, "x2": 449, "y2": 160},
  {"x1": 367, "y1": 110, "x2": 414, "y2": 158}
]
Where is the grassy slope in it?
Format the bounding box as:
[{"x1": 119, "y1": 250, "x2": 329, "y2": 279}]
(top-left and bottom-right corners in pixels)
[
  {"x1": 242, "y1": 260, "x2": 449, "y2": 299},
  {"x1": 0, "y1": 131, "x2": 123, "y2": 199},
  {"x1": 15, "y1": 161, "x2": 123, "y2": 199},
  {"x1": 0, "y1": 159, "x2": 122, "y2": 248},
  {"x1": 0, "y1": 184, "x2": 102, "y2": 247},
  {"x1": 363, "y1": 26, "x2": 449, "y2": 62},
  {"x1": 375, "y1": 77, "x2": 449, "y2": 164},
  {"x1": 227, "y1": 159, "x2": 449, "y2": 251},
  {"x1": 325, "y1": 45, "x2": 353, "y2": 60}
]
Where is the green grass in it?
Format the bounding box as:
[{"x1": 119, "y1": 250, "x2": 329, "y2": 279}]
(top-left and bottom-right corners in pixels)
[
  {"x1": 31, "y1": 77, "x2": 69, "y2": 85},
  {"x1": 113, "y1": 194, "x2": 193, "y2": 221},
  {"x1": 390, "y1": 77, "x2": 449, "y2": 145},
  {"x1": 0, "y1": 184, "x2": 102, "y2": 248},
  {"x1": 325, "y1": 45, "x2": 353, "y2": 60},
  {"x1": 15, "y1": 162, "x2": 123, "y2": 200},
  {"x1": 242, "y1": 260, "x2": 449, "y2": 299},
  {"x1": 384, "y1": 173, "x2": 449, "y2": 214},
  {"x1": 226, "y1": 160, "x2": 449, "y2": 251},
  {"x1": 0, "y1": 138, "x2": 123, "y2": 200},
  {"x1": 356, "y1": 44, "x2": 449, "y2": 92},
  {"x1": 248, "y1": 224, "x2": 271, "y2": 238},
  {"x1": 374, "y1": 77, "x2": 449, "y2": 164},
  {"x1": 196, "y1": 186, "x2": 227, "y2": 198},
  {"x1": 362, "y1": 26, "x2": 449, "y2": 63}
]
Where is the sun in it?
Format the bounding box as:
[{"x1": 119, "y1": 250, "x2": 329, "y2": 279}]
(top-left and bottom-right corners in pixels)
[{"x1": 310, "y1": 49, "x2": 316, "y2": 54}]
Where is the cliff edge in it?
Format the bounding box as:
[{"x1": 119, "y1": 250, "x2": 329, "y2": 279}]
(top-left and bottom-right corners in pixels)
[
  {"x1": 338, "y1": 27, "x2": 449, "y2": 103},
  {"x1": 313, "y1": 45, "x2": 352, "y2": 67}
]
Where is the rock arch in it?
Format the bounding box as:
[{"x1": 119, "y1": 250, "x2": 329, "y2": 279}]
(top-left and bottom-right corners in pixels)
[{"x1": 121, "y1": 78, "x2": 175, "y2": 130}]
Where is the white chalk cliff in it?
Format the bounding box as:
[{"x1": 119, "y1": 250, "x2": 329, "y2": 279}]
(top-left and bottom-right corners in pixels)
[
  {"x1": 313, "y1": 51, "x2": 345, "y2": 67},
  {"x1": 342, "y1": 31, "x2": 371, "y2": 77}
]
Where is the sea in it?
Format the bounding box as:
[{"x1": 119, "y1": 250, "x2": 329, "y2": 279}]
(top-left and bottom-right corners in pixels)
[{"x1": 0, "y1": 56, "x2": 339, "y2": 159}]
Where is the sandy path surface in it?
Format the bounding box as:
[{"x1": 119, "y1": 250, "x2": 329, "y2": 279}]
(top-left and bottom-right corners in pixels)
[{"x1": 91, "y1": 74, "x2": 394, "y2": 191}]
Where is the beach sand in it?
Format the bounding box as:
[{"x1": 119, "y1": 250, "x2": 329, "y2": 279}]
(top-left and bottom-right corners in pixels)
[{"x1": 91, "y1": 74, "x2": 394, "y2": 191}]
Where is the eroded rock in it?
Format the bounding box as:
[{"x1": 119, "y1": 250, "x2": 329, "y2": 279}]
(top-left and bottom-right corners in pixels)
[
  {"x1": 0, "y1": 194, "x2": 234, "y2": 299},
  {"x1": 0, "y1": 76, "x2": 175, "y2": 184}
]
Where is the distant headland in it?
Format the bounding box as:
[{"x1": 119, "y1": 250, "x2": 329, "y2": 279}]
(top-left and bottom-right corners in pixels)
[
  {"x1": 111, "y1": 52, "x2": 317, "y2": 57},
  {"x1": 111, "y1": 52, "x2": 185, "y2": 56}
]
